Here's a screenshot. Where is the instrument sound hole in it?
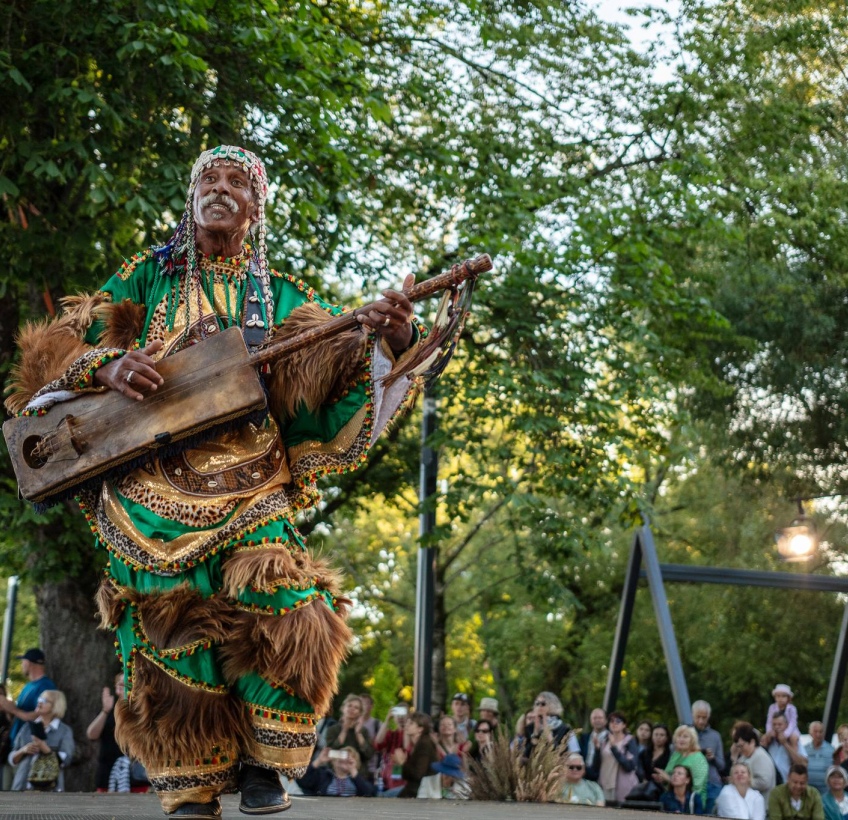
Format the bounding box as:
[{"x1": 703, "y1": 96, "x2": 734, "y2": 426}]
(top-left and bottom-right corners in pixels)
[{"x1": 22, "y1": 436, "x2": 48, "y2": 469}]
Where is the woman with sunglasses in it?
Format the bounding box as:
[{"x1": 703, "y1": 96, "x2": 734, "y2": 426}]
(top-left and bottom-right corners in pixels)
[
  {"x1": 468, "y1": 719, "x2": 496, "y2": 763},
  {"x1": 559, "y1": 752, "x2": 605, "y2": 806},
  {"x1": 9, "y1": 690, "x2": 74, "y2": 791},
  {"x1": 523, "y1": 692, "x2": 578, "y2": 760}
]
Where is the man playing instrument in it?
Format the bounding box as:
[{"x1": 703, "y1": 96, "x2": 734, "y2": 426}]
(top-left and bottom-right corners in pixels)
[{"x1": 5, "y1": 146, "x2": 422, "y2": 818}]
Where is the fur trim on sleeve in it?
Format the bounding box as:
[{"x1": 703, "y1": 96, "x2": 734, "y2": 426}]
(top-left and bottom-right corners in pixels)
[
  {"x1": 94, "y1": 299, "x2": 147, "y2": 350},
  {"x1": 265, "y1": 303, "x2": 368, "y2": 419}
]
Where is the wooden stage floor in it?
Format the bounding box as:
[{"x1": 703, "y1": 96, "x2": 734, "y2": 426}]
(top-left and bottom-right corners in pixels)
[{"x1": 0, "y1": 792, "x2": 667, "y2": 819}]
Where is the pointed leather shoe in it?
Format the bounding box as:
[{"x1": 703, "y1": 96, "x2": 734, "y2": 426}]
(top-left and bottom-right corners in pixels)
[
  {"x1": 238, "y1": 764, "x2": 291, "y2": 815},
  {"x1": 166, "y1": 798, "x2": 222, "y2": 819}
]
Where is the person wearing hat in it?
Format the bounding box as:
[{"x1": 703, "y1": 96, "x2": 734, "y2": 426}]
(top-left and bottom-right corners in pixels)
[
  {"x1": 478, "y1": 697, "x2": 499, "y2": 728},
  {"x1": 764, "y1": 684, "x2": 800, "y2": 746},
  {"x1": 428, "y1": 753, "x2": 470, "y2": 799},
  {"x1": 0, "y1": 649, "x2": 56, "y2": 753},
  {"x1": 822, "y1": 764, "x2": 848, "y2": 820},
  {"x1": 450, "y1": 693, "x2": 476, "y2": 744}
]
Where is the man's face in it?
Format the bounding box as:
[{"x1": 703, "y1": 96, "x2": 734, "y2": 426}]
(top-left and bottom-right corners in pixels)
[
  {"x1": 810, "y1": 723, "x2": 824, "y2": 745},
  {"x1": 480, "y1": 708, "x2": 497, "y2": 723},
  {"x1": 192, "y1": 163, "x2": 258, "y2": 242},
  {"x1": 21, "y1": 659, "x2": 30, "y2": 676},
  {"x1": 787, "y1": 771, "x2": 807, "y2": 799},
  {"x1": 590, "y1": 709, "x2": 607, "y2": 731},
  {"x1": 692, "y1": 708, "x2": 709, "y2": 731},
  {"x1": 452, "y1": 698, "x2": 469, "y2": 720},
  {"x1": 773, "y1": 716, "x2": 788, "y2": 737}
]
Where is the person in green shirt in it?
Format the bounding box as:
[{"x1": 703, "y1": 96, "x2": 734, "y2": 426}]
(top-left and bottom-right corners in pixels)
[
  {"x1": 769, "y1": 764, "x2": 825, "y2": 820},
  {"x1": 654, "y1": 725, "x2": 709, "y2": 805}
]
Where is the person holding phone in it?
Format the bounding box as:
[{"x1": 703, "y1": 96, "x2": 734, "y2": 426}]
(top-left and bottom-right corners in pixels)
[
  {"x1": 297, "y1": 746, "x2": 376, "y2": 796},
  {"x1": 374, "y1": 703, "x2": 410, "y2": 793},
  {"x1": 9, "y1": 690, "x2": 74, "y2": 791}
]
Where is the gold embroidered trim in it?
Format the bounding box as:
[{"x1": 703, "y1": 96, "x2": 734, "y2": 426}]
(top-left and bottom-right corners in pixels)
[
  {"x1": 287, "y1": 404, "x2": 368, "y2": 460},
  {"x1": 250, "y1": 742, "x2": 313, "y2": 769}
]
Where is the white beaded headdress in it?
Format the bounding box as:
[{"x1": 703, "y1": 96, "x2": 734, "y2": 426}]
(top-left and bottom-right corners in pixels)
[{"x1": 157, "y1": 145, "x2": 273, "y2": 342}]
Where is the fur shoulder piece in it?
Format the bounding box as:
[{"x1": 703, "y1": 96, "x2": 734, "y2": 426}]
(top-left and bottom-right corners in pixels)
[
  {"x1": 4, "y1": 292, "x2": 109, "y2": 414},
  {"x1": 265, "y1": 302, "x2": 368, "y2": 419},
  {"x1": 94, "y1": 299, "x2": 147, "y2": 350}
]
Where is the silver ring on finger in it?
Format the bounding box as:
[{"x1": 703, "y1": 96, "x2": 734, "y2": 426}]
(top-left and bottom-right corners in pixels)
[
  {"x1": 126, "y1": 371, "x2": 135, "y2": 384},
  {"x1": 383, "y1": 315, "x2": 391, "y2": 327}
]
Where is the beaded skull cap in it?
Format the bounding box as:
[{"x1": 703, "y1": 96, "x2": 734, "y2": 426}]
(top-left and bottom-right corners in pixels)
[{"x1": 188, "y1": 145, "x2": 269, "y2": 206}]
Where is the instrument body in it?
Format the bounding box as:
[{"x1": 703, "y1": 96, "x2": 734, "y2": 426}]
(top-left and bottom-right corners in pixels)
[
  {"x1": 4, "y1": 254, "x2": 492, "y2": 505},
  {"x1": 4, "y1": 328, "x2": 266, "y2": 504}
]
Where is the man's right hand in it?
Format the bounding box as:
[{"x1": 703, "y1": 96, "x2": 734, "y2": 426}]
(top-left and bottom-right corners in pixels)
[{"x1": 93, "y1": 339, "x2": 164, "y2": 400}]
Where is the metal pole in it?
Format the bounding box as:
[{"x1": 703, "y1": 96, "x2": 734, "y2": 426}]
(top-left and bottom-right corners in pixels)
[
  {"x1": 824, "y1": 600, "x2": 848, "y2": 738},
  {"x1": 414, "y1": 390, "x2": 437, "y2": 715},
  {"x1": 604, "y1": 532, "x2": 643, "y2": 713},
  {"x1": 0, "y1": 576, "x2": 19, "y2": 684},
  {"x1": 640, "y1": 522, "x2": 692, "y2": 725}
]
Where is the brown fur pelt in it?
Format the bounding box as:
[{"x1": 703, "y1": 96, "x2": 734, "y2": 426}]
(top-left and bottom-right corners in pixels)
[
  {"x1": 116, "y1": 653, "x2": 251, "y2": 764},
  {"x1": 94, "y1": 299, "x2": 147, "y2": 350},
  {"x1": 221, "y1": 547, "x2": 345, "y2": 599},
  {"x1": 126, "y1": 584, "x2": 234, "y2": 648},
  {"x1": 95, "y1": 577, "x2": 127, "y2": 630},
  {"x1": 265, "y1": 303, "x2": 368, "y2": 419},
  {"x1": 220, "y1": 599, "x2": 352, "y2": 716}
]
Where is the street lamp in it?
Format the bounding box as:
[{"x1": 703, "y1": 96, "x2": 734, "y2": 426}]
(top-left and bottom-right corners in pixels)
[{"x1": 775, "y1": 500, "x2": 818, "y2": 562}]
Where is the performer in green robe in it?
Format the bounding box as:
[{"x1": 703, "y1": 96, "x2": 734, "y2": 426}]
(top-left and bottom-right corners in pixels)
[{"x1": 6, "y1": 146, "x2": 423, "y2": 818}]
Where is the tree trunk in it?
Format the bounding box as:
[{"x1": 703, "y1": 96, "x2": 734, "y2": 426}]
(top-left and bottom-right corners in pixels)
[
  {"x1": 35, "y1": 578, "x2": 117, "y2": 792},
  {"x1": 430, "y1": 561, "x2": 447, "y2": 715}
]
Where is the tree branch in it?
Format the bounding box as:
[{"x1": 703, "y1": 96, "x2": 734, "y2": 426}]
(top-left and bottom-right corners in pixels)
[
  {"x1": 440, "y1": 496, "x2": 511, "y2": 573},
  {"x1": 445, "y1": 570, "x2": 525, "y2": 618}
]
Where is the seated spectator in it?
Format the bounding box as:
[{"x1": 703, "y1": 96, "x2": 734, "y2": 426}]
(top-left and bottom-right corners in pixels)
[
  {"x1": 373, "y1": 702, "x2": 409, "y2": 793},
  {"x1": 766, "y1": 712, "x2": 808, "y2": 783},
  {"x1": 635, "y1": 720, "x2": 653, "y2": 754},
  {"x1": 468, "y1": 719, "x2": 495, "y2": 763},
  {"x1": 324, "y1": 694, "x2": 374, "y2": 766},
  {"x1": 823, "y1": 764, "x2": 848, "y2": 820},
  {"x1": 768, "y1": 763, "x2": 823, "y2": 820},
  {"x1": 107, "y1": 754, "x2": 150, "y2": 793},
  {"x1": 435, "y1": 714, "x2": 467, "y2": 760},
  {"x1": 86, "y1": 672, "x2": 124, "y2": 793},
  {"x1": 655, "y1": 725, "x2": 708, "y2": 806},
  {"x1": 9, "y1": 690, "x2": 74, "y2": 792},
  {"x1": 478, "y1": 697, "x2": 499, "y2": 728},
  {"x1": 595, "y1": 710, "x2": 640, "y2": 803},
  {"x1": 659, "y1": 764, "x2": 705, "y2": 815},
  {"x1": 639, "y1": 723, "x2": 671, "y2": 783},
  {"x1": 384, "y1": 713, "x2": 439, "y2": 798},
  {"x1": 558, "y1": 752, "x2": 605, "y2": 806},
  {"x1": 692, "y1": 699, "x2": 725, "y2": 804},
  {"x1": 450, "y1": 693, "x2": 476, "y2": 744},
  {"x1": 419, "y1": 753, "x2": 470, "y2": 800},
  {"x1": 523, "y1": 691, "x2": 579, "y2": 761},
  {"x1": 835, "y1": 725, "x2": 848, "y2": 768},
  {"x1": 732, "y1": 721, "x2": 777, "y2": 805},
  {"x1": 715, "y1": 761, "x2": 766, "y2": 820},
  {"x1": 807, "y1": 722, "x2": 836, "y2": 795},
  {"x1": 297, "y1": 746, "x2": 376, "y2": 797},
  {"x1": 511, "y1": 708, "x2": 533, "y2": 753}
]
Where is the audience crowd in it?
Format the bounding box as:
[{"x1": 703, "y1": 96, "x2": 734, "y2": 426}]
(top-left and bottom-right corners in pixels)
[{"x1": 0, "y1": 649, "x2": 844, "y2": 817}]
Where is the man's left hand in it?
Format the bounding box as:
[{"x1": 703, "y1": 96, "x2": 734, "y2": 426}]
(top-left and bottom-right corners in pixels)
[{"x1": 356, "y1": 274, "x2": 415, "y2": 353}]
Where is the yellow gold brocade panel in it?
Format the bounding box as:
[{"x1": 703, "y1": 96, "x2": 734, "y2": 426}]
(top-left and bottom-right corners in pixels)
[
  {"x1": 287, "y1": 405, "x2": 369, "y2": 460},
  {"x1": 250, "y1": 743, "x2": 313, "y2": 770}
]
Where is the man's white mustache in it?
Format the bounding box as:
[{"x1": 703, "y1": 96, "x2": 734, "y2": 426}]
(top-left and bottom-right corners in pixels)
[{"x1": 198, "y1": 193, "x2": 239, "y2": 213}]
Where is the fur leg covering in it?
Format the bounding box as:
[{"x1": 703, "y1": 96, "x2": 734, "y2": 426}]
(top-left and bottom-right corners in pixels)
[
  {"x1": 266, "y1": 302, "x2": 368, "y2": 418},
  {"x1": 115, "y1": 585, "x2": 252, "y2": 765}
]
